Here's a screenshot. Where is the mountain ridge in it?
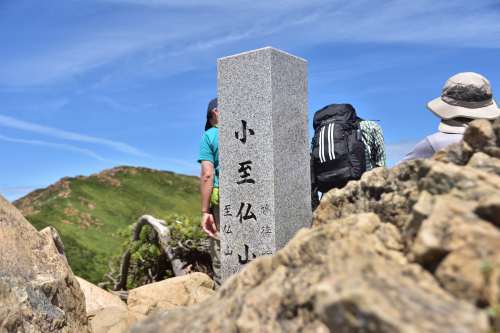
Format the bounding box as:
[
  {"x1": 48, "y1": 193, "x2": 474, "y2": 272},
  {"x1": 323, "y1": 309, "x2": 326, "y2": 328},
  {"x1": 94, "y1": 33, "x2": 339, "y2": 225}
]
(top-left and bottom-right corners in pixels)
[{"x1": 14, "y1": 165, "x2": 201, "y2": 284}]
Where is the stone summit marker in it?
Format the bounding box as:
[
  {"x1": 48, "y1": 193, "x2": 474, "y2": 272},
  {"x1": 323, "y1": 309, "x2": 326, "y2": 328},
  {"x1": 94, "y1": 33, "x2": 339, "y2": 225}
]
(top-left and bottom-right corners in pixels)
[{"x1": 218, "y1": 47, "x2": 312, "y2": 280}]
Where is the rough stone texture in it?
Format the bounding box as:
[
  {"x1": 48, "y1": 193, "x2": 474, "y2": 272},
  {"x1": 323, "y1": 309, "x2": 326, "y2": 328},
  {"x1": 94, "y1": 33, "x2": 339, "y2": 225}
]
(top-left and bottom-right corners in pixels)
[
  {"x1": 76, "y1": 276, "x2": 129, "y2": 333},
  {"x1": 88, "y1": 273, "x2": 215, "y2": 333},
  {"x1": 76, "y1": 276, "x2": 127, "y2": 315},
  {"x1": 131, "y1": 214, "x2": 488, "y2": 333},
  {"x1": 0, "y1": 195, "x2": 90, "y2": 333},
  {"x1": 127, "y1": 273, "x2": 215, "y2": 322},
  {"x1": 435, "y1": 241, "x2": 500, "y2": 307},
  {"x1": 313, "y1": 120, "x2": 500, "y2": 312},
  {"x1": 131, "y1": 118, "x2": 500, "y2": 333},
  {"x1": 218, "y1": 47, "x2": 311, "y2": 280},
  {"x1": 408, "y1": 194, "x2": 500, "y2": 307},
  {"x1": 90, "y1": 307, "x2": 129, "y2": 333}
]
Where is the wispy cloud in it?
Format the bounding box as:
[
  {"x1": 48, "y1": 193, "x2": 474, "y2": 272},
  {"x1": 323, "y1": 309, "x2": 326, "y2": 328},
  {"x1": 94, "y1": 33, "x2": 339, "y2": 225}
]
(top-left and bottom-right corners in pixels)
[
  {"x1": 1, "y1": 0, "x2": 499, "y2": 87},
  {"x1": 92, "y1": 95, "x2": 133, "y2": 113},
  {"x1": 91, "y1": 95, "x2": 156, "y2": 113},
  {"x1": 0, "y1": 115, "x2": 148, "y2": 157},
  {"x1": 0, "y1": 134, "x2": 109, "y2": 162}
]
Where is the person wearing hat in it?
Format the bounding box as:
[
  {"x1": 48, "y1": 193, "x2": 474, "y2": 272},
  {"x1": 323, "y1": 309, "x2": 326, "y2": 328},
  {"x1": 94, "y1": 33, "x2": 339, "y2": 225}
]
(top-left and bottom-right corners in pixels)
[
  {"x1": 402, "y1": 72, "x2": 500, "y2": 162},
  {"x1": 198, "y1": 97, "x2": 221, "y2": 285}
]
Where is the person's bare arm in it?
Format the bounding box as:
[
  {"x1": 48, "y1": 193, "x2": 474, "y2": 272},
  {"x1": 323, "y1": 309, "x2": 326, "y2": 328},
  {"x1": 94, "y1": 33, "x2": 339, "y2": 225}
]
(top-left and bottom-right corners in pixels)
[
  {"x1": 200, "y1": 161, "x2": 218, "y2": 238},
  {"x1": 200, "y1": 161, "x2": 214, "y2": 213}
]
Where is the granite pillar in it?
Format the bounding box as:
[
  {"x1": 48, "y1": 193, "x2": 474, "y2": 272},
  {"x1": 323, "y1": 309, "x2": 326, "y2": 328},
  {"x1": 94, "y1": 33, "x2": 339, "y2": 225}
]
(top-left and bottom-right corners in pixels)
[{"x1": 218, "y1": 47, "x2": 311, "y2": 280}]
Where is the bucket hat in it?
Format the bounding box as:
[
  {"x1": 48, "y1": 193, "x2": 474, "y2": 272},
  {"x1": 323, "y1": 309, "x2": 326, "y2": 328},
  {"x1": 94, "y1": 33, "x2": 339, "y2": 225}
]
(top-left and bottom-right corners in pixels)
[{"x1": 427, "y1": 72, "x2": 500, "y2": 123}]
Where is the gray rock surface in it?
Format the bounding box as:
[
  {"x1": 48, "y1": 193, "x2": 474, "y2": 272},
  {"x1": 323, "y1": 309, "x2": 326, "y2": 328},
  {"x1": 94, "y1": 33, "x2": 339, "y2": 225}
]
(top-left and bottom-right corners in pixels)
[
  {"x1": 0, "y1": 195, "x2": 90, "y2": 333},
  {"x1": 127, "y1": 272, "x2": 215, "y2": 323},
  {"x1": 76, "y1": 276, "x2": 127, "y2": 316},
  {"x1": 76, "y1": 276, "x2": 129, "y2": 333},
  {"x1": 90, "y1": 306, "x2": 129, "y2": 333},
  {"x1": 131, "y1": 119, "x2": 500, "y2": 333},
  {"x1": 131, "y1": 214, "x2": 488, "y2": 333}
]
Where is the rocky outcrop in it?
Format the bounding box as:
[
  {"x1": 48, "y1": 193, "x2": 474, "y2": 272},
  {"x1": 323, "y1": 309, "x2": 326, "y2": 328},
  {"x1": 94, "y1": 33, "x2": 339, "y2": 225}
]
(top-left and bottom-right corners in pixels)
[
  {"x1": 0, "y1": 195, "x2": 90, "y2": 332},
  {"x1": 132, "y1": 118, "x2": 500, "y2": 333},
  {"x1": 314, "y1": 118, "x2": 500, "y2": 312},
  {"x1": 127, "y1": 273, "x2": 215, "y2": 322},
  {"x1": 132, "y1": 213, "x2": 488, "y2": 332},
  {"x1": 77, "y1": 276, "x2": 127, "y2": 315},
  {"x1": 76, "y1": 276, "x2": 129, "y2": 333},
  {"x1": 76, "y1": 273, "x2": 215, "y2": 333},
  {"x1": 91, "y1": 307, "x2": 129, "y2": 333}
]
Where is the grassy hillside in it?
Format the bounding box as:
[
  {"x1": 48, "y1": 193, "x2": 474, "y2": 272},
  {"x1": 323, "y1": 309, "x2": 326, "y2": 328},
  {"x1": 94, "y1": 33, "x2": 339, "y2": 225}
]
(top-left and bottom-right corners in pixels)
[{"x1": 14, "y1": 166, "x2": 200, "y2": 284}]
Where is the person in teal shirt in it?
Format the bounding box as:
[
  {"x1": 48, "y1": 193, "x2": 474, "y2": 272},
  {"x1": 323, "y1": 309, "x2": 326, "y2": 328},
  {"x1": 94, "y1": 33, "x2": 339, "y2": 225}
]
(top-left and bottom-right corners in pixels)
[
  {"x1": 198, "y1": 97, "x2": 221, "y2": 284},
  {"x1": 198, "y1": 126, "x2": 219, "y2": 190}
]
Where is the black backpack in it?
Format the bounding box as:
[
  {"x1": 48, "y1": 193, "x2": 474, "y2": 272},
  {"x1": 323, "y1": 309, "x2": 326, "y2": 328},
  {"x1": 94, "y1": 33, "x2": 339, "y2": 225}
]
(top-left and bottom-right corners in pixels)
[{"x1": 311, "y1": 104, "x2": 366, "y2": 193}]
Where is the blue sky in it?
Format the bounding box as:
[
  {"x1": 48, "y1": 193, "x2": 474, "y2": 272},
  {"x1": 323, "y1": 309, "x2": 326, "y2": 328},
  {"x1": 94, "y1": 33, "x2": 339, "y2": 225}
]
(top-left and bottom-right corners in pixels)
[{"x1": 1, "y1": 0, "x2": 500, "y2": 201}]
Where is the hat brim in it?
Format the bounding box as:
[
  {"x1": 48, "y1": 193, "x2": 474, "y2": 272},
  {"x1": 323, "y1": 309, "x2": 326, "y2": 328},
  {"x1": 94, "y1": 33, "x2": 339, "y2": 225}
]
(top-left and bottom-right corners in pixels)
[{"x1": 427, "y1": 97, "x2": 500, "y2": 120}]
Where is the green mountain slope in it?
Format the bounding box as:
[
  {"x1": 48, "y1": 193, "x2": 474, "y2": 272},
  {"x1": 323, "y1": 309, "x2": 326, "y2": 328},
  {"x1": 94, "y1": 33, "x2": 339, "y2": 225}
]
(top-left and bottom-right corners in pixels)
[{"x1": 14, "y1": 166, "x2": 200, "y2": 284}]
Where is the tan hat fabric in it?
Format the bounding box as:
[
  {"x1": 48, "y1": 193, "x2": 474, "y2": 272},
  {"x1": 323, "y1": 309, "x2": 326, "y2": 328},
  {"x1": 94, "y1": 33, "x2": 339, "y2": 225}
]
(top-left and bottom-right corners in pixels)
[{"x1": 427, "y1": 72, "x2": 500, "y2": 120}]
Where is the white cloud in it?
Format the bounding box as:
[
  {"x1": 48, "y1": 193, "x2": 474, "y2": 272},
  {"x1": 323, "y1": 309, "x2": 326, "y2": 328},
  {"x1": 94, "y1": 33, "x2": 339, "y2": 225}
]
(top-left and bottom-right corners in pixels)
[
  {"x1": 1, "y1": 0, "x2": 499, "y2": 87},
  {"x1": 0, "y1": 115, "x2": 148, "y2": 157},
  {"x1": 101, "y1": 0, "x2": 325, "y2": 9},
  {"x1": 0, "y1": 32, "x2": 172, "y2": 86},
  {"x1": 0, "y1": 134, "x2": 109, "y2": 162}
]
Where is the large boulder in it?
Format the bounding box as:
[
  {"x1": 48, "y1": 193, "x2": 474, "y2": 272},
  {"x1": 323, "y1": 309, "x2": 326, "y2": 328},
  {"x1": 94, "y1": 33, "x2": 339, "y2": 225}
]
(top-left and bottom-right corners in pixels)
[
  {"x1": 82, "y1": 273, "x2": 215, "y2": 333},
  {"x1": 76, "y1": 276, "x2": 127, "y2": 315},
  {"x1": 127, "y1": 272, "x2": 215, "y2": 322},
  {"x1": 90, "y1": 307, "x2": 129, "y2": 333},
  {"x1": 409, "y1": 194, "x2": 500, "y2": 307},
  {"x1": 313, "y1": 119, "x2": 500, "y2": 312},
  {"x1": 76, "y1": 276, "x2": 128, "y2": 333},
  {"x1": 131, "y1": 119, "x2": 500, "y2": 332},
  {"x1": 0, "y1": 195, "x2": 90, "y2": 332},
  {"x1": 131, "y1": 214, "x2": 488, "y2": 332}
]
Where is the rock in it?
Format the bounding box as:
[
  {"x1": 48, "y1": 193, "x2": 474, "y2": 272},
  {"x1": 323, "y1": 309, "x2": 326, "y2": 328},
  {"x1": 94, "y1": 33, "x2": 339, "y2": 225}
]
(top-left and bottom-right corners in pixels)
[
  {"x1": 0, "y1": 195, "x2": 90, "y2": 332},
  {"x1": 312, "y1": 120, "x2": 500, "y2": 314},
  {"x1": 475, "y1": 195, "x2": 500, "y2": 227},
  {"x1": 130, "y1": 119, "x2": 500, "y2": 333},
  {"x1": 471, "y1": 118, "x2": 500, "y2": 158},
  {"x1": 467, "y1": 151, "x2": 500, "y2": 175},
  {"x1": 131, "y1": 214, "x2": 488, "y2": 333},
  {"x1": 75, "y1": 276, "x2": 129, "y2": 333},
  {"x1": 463, "y1": 119, "x2": 495, "y2": 151},
  {"x1": 86, "y1": 272, "x2": 216, "y2": 333},
  {"x1": 39, "y1": 226, "x2": 66, "y2": 258},
  {"x1": 127, "y1": 272, "x2": 215, "y2": 322},
  {"x1": 76, "y1": 276, "x2": 127, "y2": 315},
  {"x1": 435, "y1": 240, "x2": 500, "y2": 307},
  {"x1": 91, "y1": 307, "x2": 129, "y2": 333},
  {"x1": 410, "y1": 195, "x2": 500, "y2": 265},
  {"x1": 313, "y1": 259, "x2": 481, "y2": 333},
  {"x1": 409, "y1": 195, "x2": 500, "y2": 307}
]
